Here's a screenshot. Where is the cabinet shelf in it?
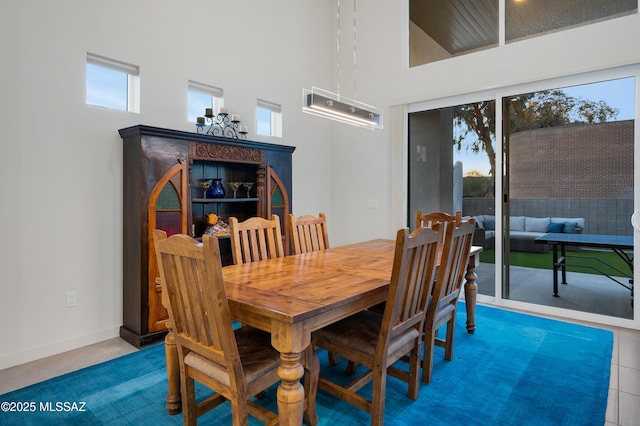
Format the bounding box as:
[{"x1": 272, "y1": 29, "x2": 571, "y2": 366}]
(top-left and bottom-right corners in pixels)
[
  {"x1": 192, "y1": 197, "x2": 259, "y2": 203},
  {"x1": 196, "y1": 234, "x2": 230, "y2": 241}
]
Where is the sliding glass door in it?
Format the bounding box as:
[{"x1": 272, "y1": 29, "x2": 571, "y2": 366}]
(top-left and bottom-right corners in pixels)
[
  {"x1": 407, "y1": 73, "x2": 636, "y2": 323},
  {"x1": 502, "y1": 77, "x2": 635, "y2": 320}
]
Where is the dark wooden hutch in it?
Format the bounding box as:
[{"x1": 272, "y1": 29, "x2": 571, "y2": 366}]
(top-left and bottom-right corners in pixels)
[{"x1": 119, "y1": 125, "x2": 295, "y2": 347}]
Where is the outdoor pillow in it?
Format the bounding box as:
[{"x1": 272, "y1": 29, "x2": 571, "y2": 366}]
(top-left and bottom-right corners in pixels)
[
  {"x1": 484, "y1": 218, "x2": 495, "y2": 230},
  {"x1": 547, "y1": 222, "x2": 564, "y2": 233},
  {"x1": 563, "y1": 222, "x2": 578, "y2": 234},
  {"x1": 552, "y1": 217, "x2": 585, "y2": 229},
  {"x1": 481, "y1": 215, "x2": 495, "y2": 229},
  {"x1": 525, "y1": 217, "x2": 551, "y2": 233}
]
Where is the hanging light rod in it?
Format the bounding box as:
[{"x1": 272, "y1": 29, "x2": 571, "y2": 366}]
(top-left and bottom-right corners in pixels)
[
  {"x1": 302, "y1": 0, "x2": 383, "y2": 130},
  {"x1": 303, "y1": 87, "x2": 382, "y2": 130}
]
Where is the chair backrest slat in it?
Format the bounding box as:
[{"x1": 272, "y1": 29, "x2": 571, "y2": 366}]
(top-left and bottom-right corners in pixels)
[
  {"x1": 435, "y1": 221, "x2": 475, "y2": 305},
  {"x1": 229, "y1": 215, "x2": 285, "y2": 264},
  {"x1": 288, "y1": 213, "x2": 330, "y2": 255},
  {"x1": 416, "y1": 211, "x2": 463, "y2": 263}
]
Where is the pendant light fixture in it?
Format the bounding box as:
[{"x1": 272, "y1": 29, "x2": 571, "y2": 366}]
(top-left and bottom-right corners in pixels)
[{"x1": 302, "y1": 0, "x2": 383, "y2": 130}]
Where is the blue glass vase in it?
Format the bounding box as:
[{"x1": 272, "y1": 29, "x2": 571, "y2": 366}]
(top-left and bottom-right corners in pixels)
[{"x1": 211, "y1": 178, "x2": 225, "y2": 198}]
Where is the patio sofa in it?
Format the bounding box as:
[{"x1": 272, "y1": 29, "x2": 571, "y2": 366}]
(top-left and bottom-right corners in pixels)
[{"x1": 469, "y1": 215, "x2": 585, "y2": 253}]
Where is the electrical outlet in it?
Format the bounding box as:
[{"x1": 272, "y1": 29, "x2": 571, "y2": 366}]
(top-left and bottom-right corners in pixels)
[
  {"x1": 66, "y1": 290, "x2": 77, "y2": 307},
  {"x1": 366, "y1": 199, "x2": 378, "y2": 209}
]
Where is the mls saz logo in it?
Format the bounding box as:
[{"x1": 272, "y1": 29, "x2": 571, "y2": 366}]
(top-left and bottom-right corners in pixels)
[{"x1": 39, "y1": 401, "x2": 87, "y2": 412}]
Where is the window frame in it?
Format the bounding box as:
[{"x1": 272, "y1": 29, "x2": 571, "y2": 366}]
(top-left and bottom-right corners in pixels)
[
  {"x1": 404, "y1": 63, "x2": 640, "y2": 329},
  {"x1": 256, "y1": 99, "x2": 283, "y2": 138},
  {"x1": 86, "y1": 53, "x2": 140, "y2": 112},
  {"x1": 188, "y1": 81, "x2": 224, "y2": 123}
]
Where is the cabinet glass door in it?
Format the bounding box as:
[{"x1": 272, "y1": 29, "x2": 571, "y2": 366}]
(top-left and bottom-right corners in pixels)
[{"x1": 148, "y1": 162, "x2": 188, "y2": 333}]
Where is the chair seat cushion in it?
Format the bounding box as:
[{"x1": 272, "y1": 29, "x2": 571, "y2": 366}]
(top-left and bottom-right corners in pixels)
[
  {"x1": 184, "y1": 326, "x2": 280, "y2": 387},
  {"x1": 315, "y1": 310, "x2": 420, "y2": 357}
]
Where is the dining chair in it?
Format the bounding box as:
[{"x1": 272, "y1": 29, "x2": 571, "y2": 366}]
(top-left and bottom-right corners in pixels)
[
  {"x1": 313, "y1": 226, "x2": 441, "y2": 426},
  {"x1": 420, "y1": 215, "x2": 475, "y2": 384},
  {"x1": 288, "y1": 213, "x2": 330, "y2": 255},
  {"x1": 153, "y1": 230, "x2": 281, "y2": 426},
  {"x1": 416, "y1": 210, "x2": 462, "y2": 257},
  {"x1": 229, "y1": 215, "x2": 285, "y2": 264}
]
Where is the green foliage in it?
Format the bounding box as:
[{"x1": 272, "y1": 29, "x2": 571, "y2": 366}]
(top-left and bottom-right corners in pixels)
[
  {"x1": 463, "y1": 176, "x2": 494, "y2": 197},
  {"x1": 480, "y1": 249, "x2": 630, "y2": 277}
]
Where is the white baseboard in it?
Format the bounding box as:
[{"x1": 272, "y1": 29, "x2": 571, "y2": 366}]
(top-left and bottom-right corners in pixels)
[{"x1": 0, "y1": 327, "x2": 121, "y2": 370}]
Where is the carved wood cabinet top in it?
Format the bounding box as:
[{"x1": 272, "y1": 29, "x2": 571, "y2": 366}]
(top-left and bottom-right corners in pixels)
[
  {"x1": 189, "y1": 141, "x2": 265, "y2": 165},
  {"x1": 119, "y1": 125, "x2": 295, "y2": 159}
]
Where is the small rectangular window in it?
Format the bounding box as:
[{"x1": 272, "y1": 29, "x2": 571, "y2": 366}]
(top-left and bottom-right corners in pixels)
[
  {"x1": 188, "y1": 81, "x2": 224, "y2": 122},
  {"x1": 86, "y1": 53, "x2": 140, "y2": 112},
  {"x1": 256, "y1": 99, "x2": 282, "y2": 137}
]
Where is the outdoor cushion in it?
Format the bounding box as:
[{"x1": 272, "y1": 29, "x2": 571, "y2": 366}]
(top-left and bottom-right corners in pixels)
[
  {"x1": 484, "y1": 218, "x2": 495, "y2": 230},
  {"x1": 480, "y1": 215, "x2": 494, "y2": 229},
  {"x1": 563, "y1": 222, "x2": 578, "y2": 233},
  {"x1": 525, "y1": 217, "x2": 551, "y2": 233},
  {"x1": 510, "y1": 216, "x2": 526, "y2": 231},
  {"x1": 547, "y1": 222, "x2": 564, "y2": 233}
]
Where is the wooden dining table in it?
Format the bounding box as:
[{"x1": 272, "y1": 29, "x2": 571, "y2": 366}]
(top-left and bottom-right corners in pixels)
[{"x1": 162, "y1": 239, "x2": 483, "y2": 425}]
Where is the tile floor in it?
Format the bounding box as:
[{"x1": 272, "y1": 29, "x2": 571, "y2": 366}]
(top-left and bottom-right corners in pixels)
[
  {"x1": 605, "y1": 324, "x2": 640, "y2": 426},
  {"x1": 0, "y1": 312, "x2": 638, "y2": 425}
]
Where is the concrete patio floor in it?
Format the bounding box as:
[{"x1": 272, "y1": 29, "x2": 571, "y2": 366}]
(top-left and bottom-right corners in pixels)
[{"x1": 474, "y1": 261, "x2": 634, "y2": 319}]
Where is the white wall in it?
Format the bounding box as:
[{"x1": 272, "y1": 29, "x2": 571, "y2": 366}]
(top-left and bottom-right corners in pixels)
[
  {"x1": 0, "y1": 0, "x2": 336, "y2": 369},
  {"x1": 1, "y1": 0, "x2": 639, "y2": 369}
]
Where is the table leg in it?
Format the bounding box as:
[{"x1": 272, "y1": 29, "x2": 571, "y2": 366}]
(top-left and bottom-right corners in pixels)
[
  {"x1": 277, "y1": 351, "x2": 305, "y2": 426},
  {"x1": 560, "y1": 243, "x2": 567, "y2": 285},
  {"x1": 464, "y1": 252, "x2": 479, "y2": 334},
  {"x1": 164, "y1": 322, "x2": 181, "y2": 415},
  {"x1": 552, "y1": 244, "x2": 559, "y2": 297},
  {"x1": 303, "y1": 346, "x2": 319, "y2": 426},
  {"x1": 161, "y1": 283, "x2": 181, "y2": 415}
]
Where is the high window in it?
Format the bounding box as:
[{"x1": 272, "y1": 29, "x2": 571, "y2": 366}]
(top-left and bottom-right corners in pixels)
[
  {"x1": 188, "y1": 81, "x2": 224, "y2": 122},
  {"x1": 86, "y1": 53, "x2": 140, "y2": 112},
  {"x1": 256, "y1": 99, "x2": 282, "y2": 137}
]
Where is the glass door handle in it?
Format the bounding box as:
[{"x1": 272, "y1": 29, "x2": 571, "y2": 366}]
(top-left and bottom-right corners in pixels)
[{"x1": 631, "y1": 210, "x2": 640, "y2": 232}]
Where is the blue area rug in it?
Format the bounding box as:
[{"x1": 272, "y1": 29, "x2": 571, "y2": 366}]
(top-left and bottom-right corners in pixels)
[{"x1": 1, "y1": 304, "x2": 612, "y2": 425}]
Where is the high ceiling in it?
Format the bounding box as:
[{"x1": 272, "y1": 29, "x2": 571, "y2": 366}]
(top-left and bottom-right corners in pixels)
[{"x1": 410, "y1": 0, "x2": 638, "y2": 55}]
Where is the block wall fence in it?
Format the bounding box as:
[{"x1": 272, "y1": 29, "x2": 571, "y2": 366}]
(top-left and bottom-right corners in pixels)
[{"x1": 462, "y1": 120, "x2": 634, "y2": 236}]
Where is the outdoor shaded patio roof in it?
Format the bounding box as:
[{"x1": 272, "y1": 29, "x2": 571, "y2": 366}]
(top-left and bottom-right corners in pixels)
[{"x1": 410, "y1": 0, "x2": 638, "y2": 55}]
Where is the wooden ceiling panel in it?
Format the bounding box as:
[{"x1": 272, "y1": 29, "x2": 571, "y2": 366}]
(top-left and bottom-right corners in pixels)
[
  {"x1": 506, "y1": 0, "x2": 638, "y2": 42},
  {"x1": 410, "y1": 0, "x2": 637, "y2": 55},
  {"x1": 410, "y1": 0, "x2": 498, "y2": 55}
]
